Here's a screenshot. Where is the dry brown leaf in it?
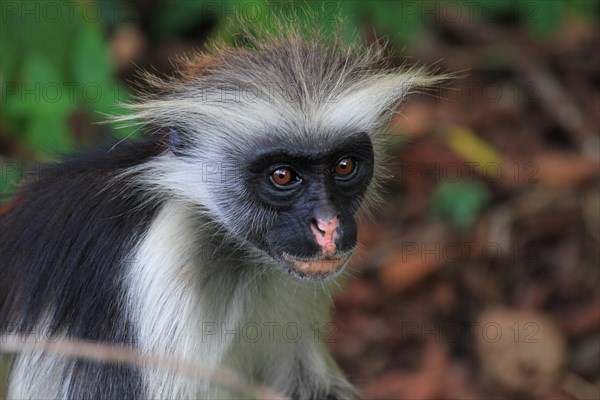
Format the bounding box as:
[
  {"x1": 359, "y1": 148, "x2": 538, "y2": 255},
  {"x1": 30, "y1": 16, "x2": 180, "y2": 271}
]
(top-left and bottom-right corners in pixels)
[
  {"x1": 476, "y1": 308, "x2": 566, "y2": 393},
  {"x1": 532, "y1": 152, "x2": 599, "y2": 188},
  {"x1": 379, "y1": 245, "x2": 445, "y2": 294}
]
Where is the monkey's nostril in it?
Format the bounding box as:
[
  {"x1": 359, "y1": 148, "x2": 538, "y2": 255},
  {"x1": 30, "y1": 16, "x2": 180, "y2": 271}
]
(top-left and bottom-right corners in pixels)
[
  {"x1": 311, "y1": 216, "x2": 340, "y2": 236},
  {"x1": 310, "y1": 216, "x2": 340, "y2": 258},
  {"x1": 311, "y1": 218, "x2": 326, "y2": 235}
]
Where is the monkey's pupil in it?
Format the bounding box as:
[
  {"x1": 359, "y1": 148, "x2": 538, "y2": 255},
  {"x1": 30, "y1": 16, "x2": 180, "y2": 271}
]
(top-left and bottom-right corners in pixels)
[
  {"x1": 273, "y1": 169, "x2": 292, "y2": 185},
  {"x1": 335, "y1": 158, "x2": 354, "y2": 176}
]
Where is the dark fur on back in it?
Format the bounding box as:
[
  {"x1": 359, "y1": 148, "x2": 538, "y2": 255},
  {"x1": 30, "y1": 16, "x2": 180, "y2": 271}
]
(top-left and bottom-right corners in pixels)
[{"x1": 0, "y1": 136, "x2": 167, "y2": 398}]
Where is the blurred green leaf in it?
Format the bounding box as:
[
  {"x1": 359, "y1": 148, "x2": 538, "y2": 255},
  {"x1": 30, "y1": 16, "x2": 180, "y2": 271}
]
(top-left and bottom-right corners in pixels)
[
  {"x1": 72, "y1": 25, "x2": 113, "y2": 91},
  {"x1": 0, "y1": 160, "x2": 22, "y2": 204},
  {"x1": 0, "y1": 21, "x2": 18, "y2": 86},
  {"x1": 8, "y1": 54, "x2": 75, "y2": 155},
  {"x1": 1, "y1": 0, "x2": 139, "y2": 155},
  {"x1": 72, "y1": 23, "x2": 119, "y2": 115},
  {"x1": 523, "y1": 0, "x2": 564, "y2": 37},
  {"x1": 567, "y1": 0, "x2": 598, "y2": 21},
  {"x1": 71, "y1": 19, "x2": 136, "y2": 140},
  {"x1": 18, "y1": 54, "x2": 67, "y2": 116},
  {"x1": 367, "y1": 0, "x2": 422, "y2": 48},
  {"x1": 25, "y1": 112, "x2": 74, "y2": 156},
  {"x1": 431, "y1": 181, "x2": 492, "y2": 230},
  {"x1": 0, "y1": 3, "x2": 73, "y2": 79},
  {"x1": 156, "y1": 0, "x2": 216, "y2": 38}
]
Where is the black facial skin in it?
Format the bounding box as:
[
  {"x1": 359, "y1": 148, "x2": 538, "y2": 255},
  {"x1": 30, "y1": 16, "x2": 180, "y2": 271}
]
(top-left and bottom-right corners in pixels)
[{"x1": 245, "y1": 133, "x2": 375, "y2": 280}]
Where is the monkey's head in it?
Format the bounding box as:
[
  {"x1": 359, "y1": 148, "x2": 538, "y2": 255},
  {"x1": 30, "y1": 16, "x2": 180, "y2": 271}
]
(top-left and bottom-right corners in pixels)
[{"x1": 117, "y1": 28, "x2": 442, "y2": 280}]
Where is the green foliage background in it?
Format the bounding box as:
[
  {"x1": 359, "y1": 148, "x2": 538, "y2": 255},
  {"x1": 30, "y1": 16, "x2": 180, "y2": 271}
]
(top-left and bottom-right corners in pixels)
[{"x1": 1, "y1": 0, "x2": 594, "y2": 154}]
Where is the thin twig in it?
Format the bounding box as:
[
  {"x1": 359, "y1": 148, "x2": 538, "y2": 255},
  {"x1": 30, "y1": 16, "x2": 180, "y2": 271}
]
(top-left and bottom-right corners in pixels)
[{"x1": 0, "y1": 334, "x2": 288, "y2": 400}]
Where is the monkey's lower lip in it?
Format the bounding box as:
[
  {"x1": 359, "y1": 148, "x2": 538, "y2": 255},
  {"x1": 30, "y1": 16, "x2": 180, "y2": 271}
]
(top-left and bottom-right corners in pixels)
[{"x1": 282, "y1": 253, "x2": 351, "y2": 277}]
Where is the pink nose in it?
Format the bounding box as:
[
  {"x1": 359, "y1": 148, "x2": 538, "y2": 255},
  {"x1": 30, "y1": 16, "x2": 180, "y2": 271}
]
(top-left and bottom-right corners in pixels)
[{"x1": 310, "y1": 216, "x2": 339, "y2": 257}]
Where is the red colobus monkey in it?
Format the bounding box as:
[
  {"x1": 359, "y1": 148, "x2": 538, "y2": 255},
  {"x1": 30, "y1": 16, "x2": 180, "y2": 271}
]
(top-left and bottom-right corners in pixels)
[{"x1": 1, "y1": 25, "x2": 441, "y2": 399}]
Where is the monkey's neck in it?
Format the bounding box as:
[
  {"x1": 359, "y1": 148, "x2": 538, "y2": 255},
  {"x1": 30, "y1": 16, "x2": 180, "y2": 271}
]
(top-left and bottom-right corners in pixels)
[{"x1": 125, "y1": 200, "x2": 336, "y2": 396}]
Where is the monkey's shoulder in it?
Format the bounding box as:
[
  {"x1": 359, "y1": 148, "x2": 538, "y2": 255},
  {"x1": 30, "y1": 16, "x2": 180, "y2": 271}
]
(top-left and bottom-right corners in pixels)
[
  {"x1": 0, "y1": 136, "x2": 165, "y2": 339},
  {"x1": 6, "y1": 136, "x2": 165, "y2": 218}
]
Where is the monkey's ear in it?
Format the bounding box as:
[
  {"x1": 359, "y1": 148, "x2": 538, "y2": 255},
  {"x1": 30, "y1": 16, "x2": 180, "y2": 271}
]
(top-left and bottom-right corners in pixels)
[{"x1": 169, "y1": 128, "x2": 186, "y2": 156}]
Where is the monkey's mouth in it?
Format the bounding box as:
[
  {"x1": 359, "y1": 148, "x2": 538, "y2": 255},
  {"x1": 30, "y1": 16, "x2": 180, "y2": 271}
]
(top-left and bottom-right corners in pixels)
[{"x1": 281, "y1": 251, "x2": 352, "y2": 279}]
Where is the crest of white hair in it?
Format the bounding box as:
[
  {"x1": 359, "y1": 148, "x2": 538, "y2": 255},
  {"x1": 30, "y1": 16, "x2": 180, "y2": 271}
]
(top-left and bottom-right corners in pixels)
[
  {"x1": 109, "y1": 24, "x2": 444, "y2": 136},
  {"x1": 111, "y1": 70, "x2": 440, "y2": 140}
]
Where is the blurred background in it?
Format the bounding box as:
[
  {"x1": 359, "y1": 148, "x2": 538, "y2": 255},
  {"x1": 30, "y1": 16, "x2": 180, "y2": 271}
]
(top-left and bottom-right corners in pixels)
[{"x1": 1, "y1": 0, "x2": 598, "y2": 399}]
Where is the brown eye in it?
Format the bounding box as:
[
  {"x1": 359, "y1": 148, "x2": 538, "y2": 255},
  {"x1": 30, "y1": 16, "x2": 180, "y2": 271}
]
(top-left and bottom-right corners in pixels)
[
  {"x1": 334, "y1": 158, "x2": 356, "y2": 177},
  {"x1": 271, "y1": 168, "x2": 295, "y2": 186}
]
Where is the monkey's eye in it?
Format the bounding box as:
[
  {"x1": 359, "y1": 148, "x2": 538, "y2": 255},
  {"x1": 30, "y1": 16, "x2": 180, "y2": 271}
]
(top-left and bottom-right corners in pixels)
[
  {"x1": 333, "y1": 157, "x2": 357, "y2": 179},
  {"x1": 270, "y1": 167, "x2": 299, "y2": 188}
]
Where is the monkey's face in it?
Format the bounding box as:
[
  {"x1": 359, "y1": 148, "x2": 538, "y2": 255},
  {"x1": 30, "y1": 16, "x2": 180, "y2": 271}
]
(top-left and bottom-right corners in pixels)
[{"x1": 240, "y1": 132, "x2": 375, "y2": 280}]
